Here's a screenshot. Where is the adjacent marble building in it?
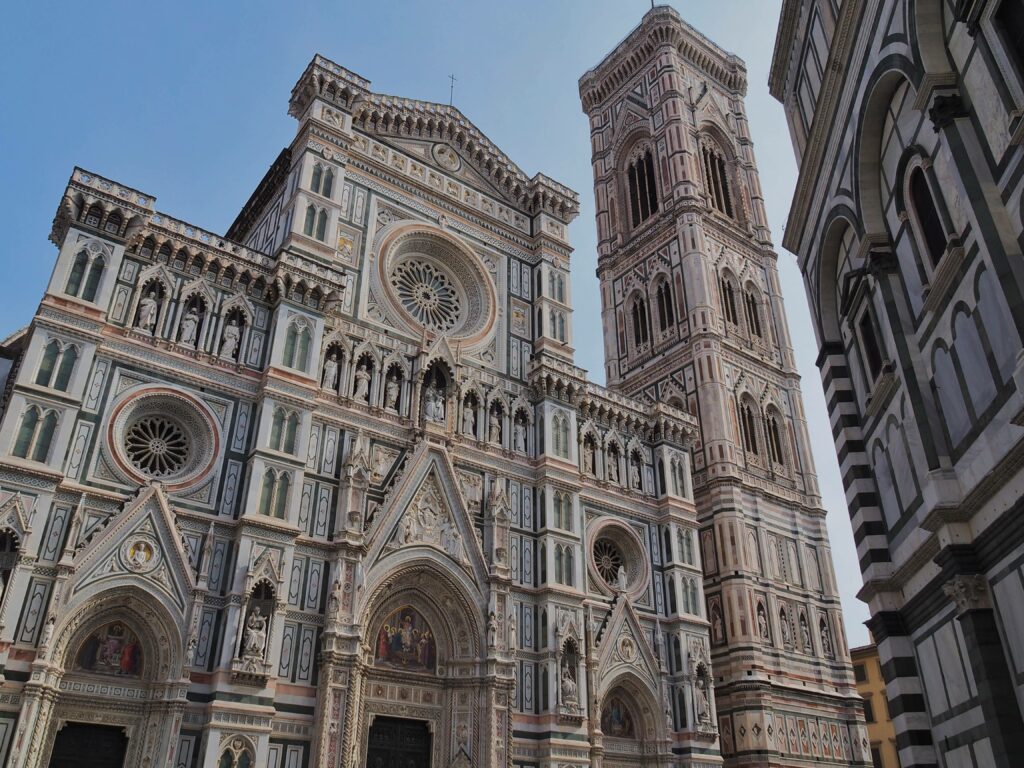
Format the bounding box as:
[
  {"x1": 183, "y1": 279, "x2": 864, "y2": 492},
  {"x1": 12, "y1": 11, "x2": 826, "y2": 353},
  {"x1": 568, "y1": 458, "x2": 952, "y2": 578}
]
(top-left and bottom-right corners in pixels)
[
  {"x1": 0, "y1": 7, "x2": 864, "y2": 768},
  {"x1": 771, "y1": 2, "x2": 1024, "y2": 767}
]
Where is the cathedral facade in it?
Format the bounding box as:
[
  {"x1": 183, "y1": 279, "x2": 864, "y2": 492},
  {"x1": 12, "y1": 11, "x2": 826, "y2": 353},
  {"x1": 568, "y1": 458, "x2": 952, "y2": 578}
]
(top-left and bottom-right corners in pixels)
[
  {"x1": 0, "y1": 7, "x2": 863, "y2": 768},
  {"x1": 771, "y1": 2, "x2": 1024, "y2": 767}
]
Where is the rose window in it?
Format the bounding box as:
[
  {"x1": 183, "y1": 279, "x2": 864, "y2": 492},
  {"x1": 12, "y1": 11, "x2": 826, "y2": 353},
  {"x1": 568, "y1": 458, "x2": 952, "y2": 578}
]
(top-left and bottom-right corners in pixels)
[
  {"x1": 109, "y1": 387, "x2": 219, "y2": 488},
  {"x1": 390, "y1": 259, "x2": 463, "y2": 333},
  {"x1": 124, "y1": 415, "x2": 190, "y2": 477},
  {"x1": 594, "y1": 538, "x2": 625, "y2": 585}
]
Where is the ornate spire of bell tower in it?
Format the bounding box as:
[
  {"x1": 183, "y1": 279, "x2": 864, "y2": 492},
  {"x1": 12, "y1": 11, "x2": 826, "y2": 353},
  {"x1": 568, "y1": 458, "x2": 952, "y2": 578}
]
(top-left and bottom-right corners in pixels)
[{"x1": 580, "y1": 6, "x2": 869, "y2": 766}]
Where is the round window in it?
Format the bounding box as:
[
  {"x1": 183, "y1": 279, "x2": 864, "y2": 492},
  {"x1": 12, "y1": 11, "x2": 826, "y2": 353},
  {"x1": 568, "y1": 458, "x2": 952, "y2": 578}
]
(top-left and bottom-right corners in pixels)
[
  {"x1": 588, "y1": 520, "x2": 649, "y2": 596},
  {"x1": 594, "y1": 538, "x2": 624, "y2": 585},
  {"x1": 109, "y1": 387, "x2": 219, "y2": 489},
  {"x1": 124, "y1": 415, "x2": 190, "y2": 478},
  {"x1": 379, "y1": 229, "x2": 494, "y2": 343}
]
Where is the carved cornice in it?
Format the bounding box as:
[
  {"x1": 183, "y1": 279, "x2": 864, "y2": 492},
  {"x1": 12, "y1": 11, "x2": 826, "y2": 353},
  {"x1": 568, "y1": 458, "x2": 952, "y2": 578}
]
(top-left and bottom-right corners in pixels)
[{"x1": 579, "y1": 6, "x2": 747, "y2": 108}]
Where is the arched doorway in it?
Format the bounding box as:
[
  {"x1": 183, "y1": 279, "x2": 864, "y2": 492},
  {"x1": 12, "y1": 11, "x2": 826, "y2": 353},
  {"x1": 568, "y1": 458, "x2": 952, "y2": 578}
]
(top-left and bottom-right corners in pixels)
[
  {"x1": 13, "y1": 588, "x2": 188, "y2": 768},
  {"x1": 366, "y1": 717, "x2": 432, "y2": 768},
  {"x1": 352, "y1": 560, "x2": 501, "y2": 768},
  {"x1": 598, "y1": 677, "x2": 669, "y2": 767},
  {"x1": 48, "y1": 723, "x2": 127, "y2": 768}
]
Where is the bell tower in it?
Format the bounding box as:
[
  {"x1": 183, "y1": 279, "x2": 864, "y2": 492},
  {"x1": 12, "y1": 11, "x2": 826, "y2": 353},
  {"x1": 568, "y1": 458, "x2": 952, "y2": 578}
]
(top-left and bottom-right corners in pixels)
[{"x1": 579, "y1": 6, "x2": 869, "y2": 766}]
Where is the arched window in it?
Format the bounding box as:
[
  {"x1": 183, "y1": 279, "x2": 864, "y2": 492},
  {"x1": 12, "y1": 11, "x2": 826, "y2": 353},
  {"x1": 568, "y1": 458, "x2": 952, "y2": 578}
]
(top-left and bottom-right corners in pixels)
[
  {"x1": 269, "y1": 408, "x2": 285, "y2": 451},
  {"x1": 656, "y1": 279, "x2": 675, "y2": 332},
  {"x1": 36, "y1": 340, "x2": 60, "y2": 387},
  {"x1": 315, "y1": 209, "x2": 328, "y2": 241},
  {"x1": 65, "y1": 251, "x2": 88, "y2": 298},
  {"x1": 744, "y1": 289, "x2": 763, "y2": 338},
  {"x1": 539, "y1": 543, "x2": 547, "y2": 583},
  {"x1": 631, "y1": 295, "x2": 650, "y2": 347},
  {"x1": 701, "y1": 140, "x2": 734, "y2": 217},
  {"x1": 84, "y1": 203, "x2": 103, "y2": 228},
  {"x1": 765, "y1": 411, "x2": 785, "y2": 466},
  {"x1": 258, "y1": 469, "x2": 276, "y2": 517},
  {"x1": 996, "y1": 0, "x2": 1024, "y2": 79},
  {"x1": 909, "y1": 167, "x2": 947, "y2": 267},
  {"x1": 720, "y1": 275, "x2": 739, "y2": 326},
  {"x1": 283, "y1": 412, "x2": 299, "y2": 454},
  {"x1": 282, "y1": 321, "x2": 312, "y2": 371},
  {"x1": 104, "y1": 211, "x2": 122, "y2": 235},
  {"x1": 740, "y1": 401, "x2": 759, "y2": 455},
  {"x1": 12, "y1": 407, "x2": 57, "y2": 462},
  {"x1": 626, "y1": 148, "x2": 659, "y2": 227},
  {"x1": 311, "y1": 164, "x2": 323, "y2": 195},
  {"x1": 857, "y1": 308, "x2": 885, "y2": 383},
  {"x1": 303, "y1": 205, "x2": 316, "y2": 237},
  {"x1": 540, "y1": 609, "x2": 548, "y2": 648},
  {"x1": 273, "y1": 472, "x2": 290, "y2": 518}
]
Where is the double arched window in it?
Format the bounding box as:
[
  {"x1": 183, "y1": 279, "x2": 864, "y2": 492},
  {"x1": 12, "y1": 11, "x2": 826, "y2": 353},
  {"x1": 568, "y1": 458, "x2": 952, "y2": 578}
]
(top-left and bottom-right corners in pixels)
[
  {"x1": 310, "y1": 163, "x2": 335, "y2": 198},
  {"x1": 655, "y1": 278, "x2": 675, "y2": 332},
  {"x1": 36, "y1": 339, "x2": 79, "y2": 391},
  {"x1": 631, "y1": 295, "x2": 651, "y2": 348},
  {"x1": 553, "y1": 491, "x2": 573, "y2": 531},
  {"x1": 626, "y1": 148, "x2": 659, "y2": 228},
  {"x1": 548, "y1": 272, "x2": 566, "y2": 302},
  {"x1": 65, "y1": 249, "x2": 105, "y2": 302},
  {"x1": 701, "y1": 139, "x2": 734, "y2": 217},
  {"x1": 551, "y1": 412, "x2": 571, "y2": 459},
  {"x1": 765, "y1": 410, "x2": 785, "y2": 466},
  {"x1": 258, "y1": 468, "x2": 291, "y2": 519},
  {"x1": 13, "y1": 406, "x2": 58, "y2": 462},
  {"x1": 554, "y1": 544, "x2": 575, "y2": 586},
  {"x1": 282, "y1": 320, "x2": 312, "y2": 371},
  {"x1": 269, "y1": 407, "x2": 300, "y2": 454},
  {"x1": 720, "y1": 274, "x2": 739, "y2": 326},
  {"x1": 739, "y1": 401, "x2": 759, "y2": 455},
  {"x1": 302, "y1": 204, "x2": 328, "y2": 242}
]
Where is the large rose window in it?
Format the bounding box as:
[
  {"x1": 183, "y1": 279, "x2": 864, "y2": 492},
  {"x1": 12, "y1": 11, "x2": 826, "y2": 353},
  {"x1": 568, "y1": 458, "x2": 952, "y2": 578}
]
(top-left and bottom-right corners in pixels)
[{"x1": 378, "y1": 229, "x2": 495, "y2": 343}]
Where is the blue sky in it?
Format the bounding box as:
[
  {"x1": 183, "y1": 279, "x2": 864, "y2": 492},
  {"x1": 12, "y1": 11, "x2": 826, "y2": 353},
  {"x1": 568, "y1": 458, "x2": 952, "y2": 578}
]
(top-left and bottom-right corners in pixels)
[{"x1": 0, "y1": 0, "x2": 870, "y2": 644}]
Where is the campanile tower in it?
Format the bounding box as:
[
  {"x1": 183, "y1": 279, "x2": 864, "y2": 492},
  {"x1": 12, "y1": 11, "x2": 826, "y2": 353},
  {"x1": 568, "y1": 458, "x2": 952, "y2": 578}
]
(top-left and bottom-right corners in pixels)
[{"x1": 580, "y1": 7, "x2": 868, "y2": 766}]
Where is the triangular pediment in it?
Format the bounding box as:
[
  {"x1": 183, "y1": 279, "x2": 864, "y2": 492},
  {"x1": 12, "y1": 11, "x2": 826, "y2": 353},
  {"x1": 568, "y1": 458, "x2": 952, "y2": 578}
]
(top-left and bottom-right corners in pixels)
[
  {"x1": 365, "y1": 443, "x2": 488, "y2": 581},
  {"x1": 381, "y1": 136, "x2": 518, "y2": 203},
  {"x1": 596, "y1": 596, "x2": 661, "y2": 693},
  {"x1": 0, "y1": 491, "x2": 31, "y2": 544},
  {"x1": 70, "y1": 483, "x2": 196, "y2": 614}
]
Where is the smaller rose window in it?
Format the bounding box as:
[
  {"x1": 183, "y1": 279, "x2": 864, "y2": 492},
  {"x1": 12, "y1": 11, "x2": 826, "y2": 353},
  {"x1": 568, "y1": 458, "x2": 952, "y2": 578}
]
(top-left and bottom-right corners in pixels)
[
  {"x1": 594, "y1": 538, "x2": 625, "y2": 585},
  {"x1": 390, "y1": 259, "x2": 463, "y2": 333},
  {"x1": 125, "y1": 416, "x2": 190, "y2": 477}
]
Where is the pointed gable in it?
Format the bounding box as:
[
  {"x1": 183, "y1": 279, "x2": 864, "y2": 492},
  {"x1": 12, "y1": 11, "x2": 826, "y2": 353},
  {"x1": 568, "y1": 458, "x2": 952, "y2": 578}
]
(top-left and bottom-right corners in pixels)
[
  {"x1": 595, "y1": 596, "x2": 662, "y2": 695},
  {"x1": 69, "y1": 483, "x2": 196, "y2": 615},
  {"x1": 365, "y1": 443, "x2": 489, "y2": 582}
]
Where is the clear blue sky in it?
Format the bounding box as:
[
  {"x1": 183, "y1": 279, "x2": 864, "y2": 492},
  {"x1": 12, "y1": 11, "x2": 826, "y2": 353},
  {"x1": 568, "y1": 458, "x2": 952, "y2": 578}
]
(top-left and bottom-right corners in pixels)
[{"x1": 0, "y1": 0, "x2": 870, "y2": 644}]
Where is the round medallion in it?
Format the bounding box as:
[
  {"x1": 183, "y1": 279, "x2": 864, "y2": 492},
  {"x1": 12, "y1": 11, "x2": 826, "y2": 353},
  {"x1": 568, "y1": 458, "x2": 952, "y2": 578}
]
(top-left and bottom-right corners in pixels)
[
  {"x1": 588, "y1": 519, "x2": 650, "y2": 598},
  {"x1": 120, "y1": 535, "x2": 161, "y2": 573}
]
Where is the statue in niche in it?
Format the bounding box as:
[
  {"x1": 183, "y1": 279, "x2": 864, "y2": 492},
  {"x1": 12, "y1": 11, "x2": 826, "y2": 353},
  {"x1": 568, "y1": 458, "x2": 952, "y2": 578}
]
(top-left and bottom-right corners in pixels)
[
  {"x1": 384, "y1": 373, "x2": 400, "y2": 411},
  {"x1": 219, "y1": 317, "x2": 241, "y2": 360},
  {"x1": 615, "y1": 564, "x2": 628, "y2": 593},
  {"x1": 695, "y1": 676, "x2": 711, "y2": 723},
  {"x1": 487, "y1": 611, "x2": 498, "y2": 649},
  {"x1": 561, "y1": 661, "x2": 578, "y2": 705},
  {"x1": 322, "y1": 352, "x2": 339, "y2": 391},
  {"x1": 607, "y1": 454, "x2": 619, "y2": 483},
  {"x1": 757, "y1": 604, "x2": 770, "y2": 642},
  {"x1": 820, "y1": 621, "x2": 833, "y2": 658},
  {"x1": 583, "y1": 444, "x2": 594, "y2": 475},
  {"x1": 179, "y1": 306, "x2": 200, "y2": 346},
  {"x1": 800, "y1": 614, "x2": 812, "y2": 652},
  {"x1": 425, "y1": 383, "x2": 446, "y2": 422},
  {"x1": 780, "y1": 610, "x2": 792, "y2": 648},
  {"x1": 243, "y1": 607, "x2": 268, "y2": 659},
  {"x1": 137, "y1": 289, "x2": 159, "y2": 332},
  {"x1": 462, "y1": 404, "x2": 476, "y2": 436},
  {"x1": 327, "y1": 579, "x2": 342, "y2": 622},
  {"x1": 489, "y1": 413, "x2": 502, "y2": 444},
  {"x1": 507, "y1": 613, "x2": 517, "y2": 651},
  {"x1": 630, "y1": 460, "x2": 642, "y2": 490},
  {"x1": 513, "y1": 418, "x2": 527, "y2": 452},
  {"x1": 711, "y1": 606, "x2": 724, "y2": 644},
  {"x1": 353, "y1": 364, "x2": 371, "y2": 402}
]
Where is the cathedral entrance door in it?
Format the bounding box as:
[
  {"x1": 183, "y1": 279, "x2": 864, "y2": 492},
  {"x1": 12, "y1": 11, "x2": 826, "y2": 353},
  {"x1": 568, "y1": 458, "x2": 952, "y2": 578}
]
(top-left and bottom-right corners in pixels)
[
  {"x1": 365, "y1": 716, "x2": 432, "y2": 768},
  {"x1": 48, "y1": 723, "x2": 127, "y2": 767}
]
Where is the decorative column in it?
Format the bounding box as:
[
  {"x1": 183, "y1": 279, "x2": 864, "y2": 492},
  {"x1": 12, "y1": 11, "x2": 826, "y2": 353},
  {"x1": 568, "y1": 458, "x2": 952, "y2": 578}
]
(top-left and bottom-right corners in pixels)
[{"x1": 941, "y1": 566, "x2": 1024, "y2": 766}]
